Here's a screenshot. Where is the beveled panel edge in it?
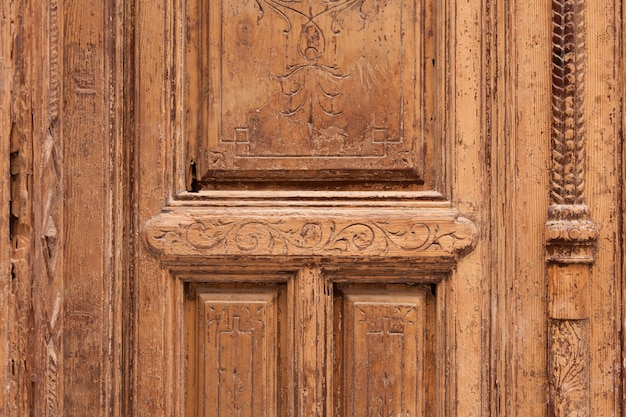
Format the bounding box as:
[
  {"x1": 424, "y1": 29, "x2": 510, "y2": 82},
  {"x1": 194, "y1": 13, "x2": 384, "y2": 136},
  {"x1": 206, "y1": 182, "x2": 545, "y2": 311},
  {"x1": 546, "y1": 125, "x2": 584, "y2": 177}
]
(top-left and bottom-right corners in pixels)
[{"x1": 142, "y1": 204, "x2": 477, "y2": 266}]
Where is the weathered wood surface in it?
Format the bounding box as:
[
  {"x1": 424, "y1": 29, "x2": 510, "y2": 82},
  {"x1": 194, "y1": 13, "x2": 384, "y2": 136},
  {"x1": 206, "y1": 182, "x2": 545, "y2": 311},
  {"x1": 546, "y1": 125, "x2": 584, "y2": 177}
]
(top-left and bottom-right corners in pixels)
[
  {"x1": 0, "y1": 0, "x2": 12, "y2": 414},
  {"x1": 0, "y1": 0, "x2": 624, "y2": 416},
  {"x1": 2, "y1": 0, "x2": 123, "y2": 416},
  {"x1": 143, "y1": 206, "x2": 477, "y2": 262}
]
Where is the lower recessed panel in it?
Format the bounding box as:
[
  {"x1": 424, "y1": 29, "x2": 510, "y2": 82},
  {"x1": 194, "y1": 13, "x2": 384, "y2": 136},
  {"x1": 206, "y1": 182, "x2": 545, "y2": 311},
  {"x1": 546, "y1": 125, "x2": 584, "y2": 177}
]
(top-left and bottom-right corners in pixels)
[
  {"x1": 185, "y1": 284, "x2": 289, "y2": 417},
  {"x1": 335, "y1": 285, "x2": 435, "y2": 417}
]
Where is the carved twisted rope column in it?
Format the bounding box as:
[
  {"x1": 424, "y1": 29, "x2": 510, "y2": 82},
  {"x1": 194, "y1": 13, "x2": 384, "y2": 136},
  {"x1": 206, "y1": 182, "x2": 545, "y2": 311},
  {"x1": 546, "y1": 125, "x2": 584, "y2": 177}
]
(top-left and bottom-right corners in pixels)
[{"x1": 547, "y1": 0, "x2": 597, "y2": 415}]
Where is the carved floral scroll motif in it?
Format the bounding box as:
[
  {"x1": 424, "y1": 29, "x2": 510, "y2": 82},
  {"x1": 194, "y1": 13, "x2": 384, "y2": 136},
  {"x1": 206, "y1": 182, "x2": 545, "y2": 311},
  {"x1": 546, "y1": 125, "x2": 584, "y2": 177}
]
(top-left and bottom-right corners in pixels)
[
  {"x1": 255, "y1": 0, "x2": 366, "y2": 117},
  {"x1": 143, "y1": 207, "x2": 476, "y2": 261}
]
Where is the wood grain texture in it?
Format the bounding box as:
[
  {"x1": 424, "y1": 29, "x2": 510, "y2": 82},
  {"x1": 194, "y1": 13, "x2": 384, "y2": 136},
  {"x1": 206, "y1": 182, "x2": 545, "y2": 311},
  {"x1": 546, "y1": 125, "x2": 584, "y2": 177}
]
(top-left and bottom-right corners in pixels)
[
  {"x1": 61, "y1": 0, "x2": 119, "y2": 415},
  {"x1": 3, "y1": 0, "x2": 624, "y2": 416},
  {"x1": 585, "y1": 0, "x2": 622, "y2": 413},
  {"x1": 137, "y1": 0, "x2": 486, "y2": 416},
  {"x1": 0, "y1": 0, "x2": 12, "y2": 413},
  {"x1": 448, "y1": 0, "x2": 491, "y2": 414},
  {"x1": 134, "y1": 0, "x2": 176, "y2": 414},
  {"x1": 503, "y1": 0, "x2": 552, "y2": 415},
  {"x1": 295, "y1": 267, "x2": 331, "y2": 417},
  {"x1": 8, "y1": 1, "x2": 36, "y2": 415},
  {"x1": 35, "y1": 1, "x2": 64, "y2": 415}
]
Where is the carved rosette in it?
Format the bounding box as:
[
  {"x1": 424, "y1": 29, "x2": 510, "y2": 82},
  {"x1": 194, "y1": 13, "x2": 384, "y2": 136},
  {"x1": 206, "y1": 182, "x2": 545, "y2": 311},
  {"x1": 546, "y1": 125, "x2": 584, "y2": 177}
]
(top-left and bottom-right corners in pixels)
[
  {"x1": 547, "y1": 0, "x2": 595, "y2": 416},
  {"x1": 143, "y1": 206, "x2": 477, "y2": 264}
]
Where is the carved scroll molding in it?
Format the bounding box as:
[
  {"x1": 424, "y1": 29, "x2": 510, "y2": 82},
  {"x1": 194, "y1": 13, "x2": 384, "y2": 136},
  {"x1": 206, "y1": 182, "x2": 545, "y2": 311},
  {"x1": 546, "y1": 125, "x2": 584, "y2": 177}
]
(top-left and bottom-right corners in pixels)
[
  {"x1": 547, "y1": 0, "x2": 596, "y2": 415},
  {"x1": 143, "y1": 205, "x2": 477, "y2": 266}
]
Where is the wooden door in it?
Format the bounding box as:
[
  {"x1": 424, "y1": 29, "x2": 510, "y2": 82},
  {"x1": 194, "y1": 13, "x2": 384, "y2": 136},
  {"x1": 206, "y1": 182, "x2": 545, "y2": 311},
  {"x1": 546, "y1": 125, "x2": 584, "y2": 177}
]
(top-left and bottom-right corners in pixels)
[
  {"x1": 2, "y1": 0, "x2": 624, "y2": 416},
  {"x1": 136, "y1": 0, "x2": 481, "y2": 415}
]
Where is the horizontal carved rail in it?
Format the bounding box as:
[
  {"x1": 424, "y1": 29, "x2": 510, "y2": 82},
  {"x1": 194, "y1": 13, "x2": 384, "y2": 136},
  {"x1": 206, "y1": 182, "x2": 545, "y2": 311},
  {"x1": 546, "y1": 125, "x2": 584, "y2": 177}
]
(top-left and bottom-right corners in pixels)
[{"x1": 143, "y1": 205, "x2": 477, "y2": 267}]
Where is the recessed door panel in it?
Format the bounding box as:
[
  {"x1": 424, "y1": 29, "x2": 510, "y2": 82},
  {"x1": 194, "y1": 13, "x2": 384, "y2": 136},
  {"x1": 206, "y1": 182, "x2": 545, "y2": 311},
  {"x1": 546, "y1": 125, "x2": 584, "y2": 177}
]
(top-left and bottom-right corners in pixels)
[
  {"x1": 184, "y1": 0, "x2": 432, "y2": 186},
  {"x1": 334, "y1": 284, "x2": 436, "y2": 417},
  {"x1": 185, "y1": 284, "x2": 290, "y2": 417}
]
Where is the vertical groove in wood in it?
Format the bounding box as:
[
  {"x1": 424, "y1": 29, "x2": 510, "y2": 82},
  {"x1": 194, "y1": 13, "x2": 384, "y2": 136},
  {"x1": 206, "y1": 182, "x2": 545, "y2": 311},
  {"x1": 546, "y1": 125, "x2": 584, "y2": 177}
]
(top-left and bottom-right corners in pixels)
[
  {"x1": 622, "y1": 0, "x2": 626, "y2": 414},
  {"x1": 547, "y1": 0, "x2": 596, "y2": 416},
  {"x1": 109, "y1": 0, "x2": 126, "y2": 415},
  {"x1": 122, "y1": 0, "x2": 137, "y2": 415}
]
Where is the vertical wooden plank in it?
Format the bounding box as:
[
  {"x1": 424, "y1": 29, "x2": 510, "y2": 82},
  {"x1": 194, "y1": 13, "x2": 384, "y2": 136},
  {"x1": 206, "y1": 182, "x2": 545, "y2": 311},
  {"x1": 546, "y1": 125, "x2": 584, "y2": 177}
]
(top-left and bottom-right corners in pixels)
[
  {"x1": 491, "y1": 0, "x2": 514, "y2": 415},
  {"x1": 8, "y1": 0, "x2": 36, "y2": 415},
  {"x1": 134, "y1": 0, "x2": 174, "y2": 414},
  {"x1": 585, "y1": 0, "x2": 622, "y2": 415},
  {"x1": 448, "y1": 0, "x2": 490, "y2": 415},
  {"x1": 31, "y1": 0, "x2": 65, "y2": 414},
  {"x1": 295, "y1": 267, "x2": 330, "y2": 417},
  {"x1": 62, "y1": 0, "x2": 116, "y2": 415},
  {"x1": 507, "y1": 1, "x2": 552, "y2": 416},
  {"x1": 0, "y1": 0, "x2": 12, "y2": 414}
]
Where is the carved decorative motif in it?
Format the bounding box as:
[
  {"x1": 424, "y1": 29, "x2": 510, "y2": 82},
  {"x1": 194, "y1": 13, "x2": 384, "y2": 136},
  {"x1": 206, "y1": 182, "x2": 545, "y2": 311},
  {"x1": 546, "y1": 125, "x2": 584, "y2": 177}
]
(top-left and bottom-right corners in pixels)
[
  {"x1": 341, "y1": 290, "x2": 427, "y2": 416},
  {"x1": 195, "y1": 290, "x2": 281, "y2": 417},
  {"x1": 547, "y1": 1, "x2": 594, "y2": 416},
  {"x1": 186, "y1": 0, "x2": 425, "y2": 182},
  {"x1": 45, "y1": 340, "x2": 59, "y2": 417},
  {"x1": 548, "y1": 320, "x2": 590, "y2": 417},
  {"x1": 143, "y1": 208, "x2": 477, "y2": 261},
  {"x1": 550, "y1": 0, "x2": 586, "y2": 206},
  {"x1": 255, "y1": 0, "x2": 365, "y2": 117},
  {"x1": 545, "y1": 204, "x2": 597, "y2": 263}
]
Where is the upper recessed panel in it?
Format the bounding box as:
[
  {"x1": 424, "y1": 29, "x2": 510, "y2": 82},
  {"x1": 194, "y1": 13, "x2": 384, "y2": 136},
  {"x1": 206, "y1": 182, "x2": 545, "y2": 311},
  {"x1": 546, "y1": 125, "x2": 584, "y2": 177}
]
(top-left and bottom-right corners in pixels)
[{"x1": 185, "y1": 0, "x2": 429, "y2": 187}]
